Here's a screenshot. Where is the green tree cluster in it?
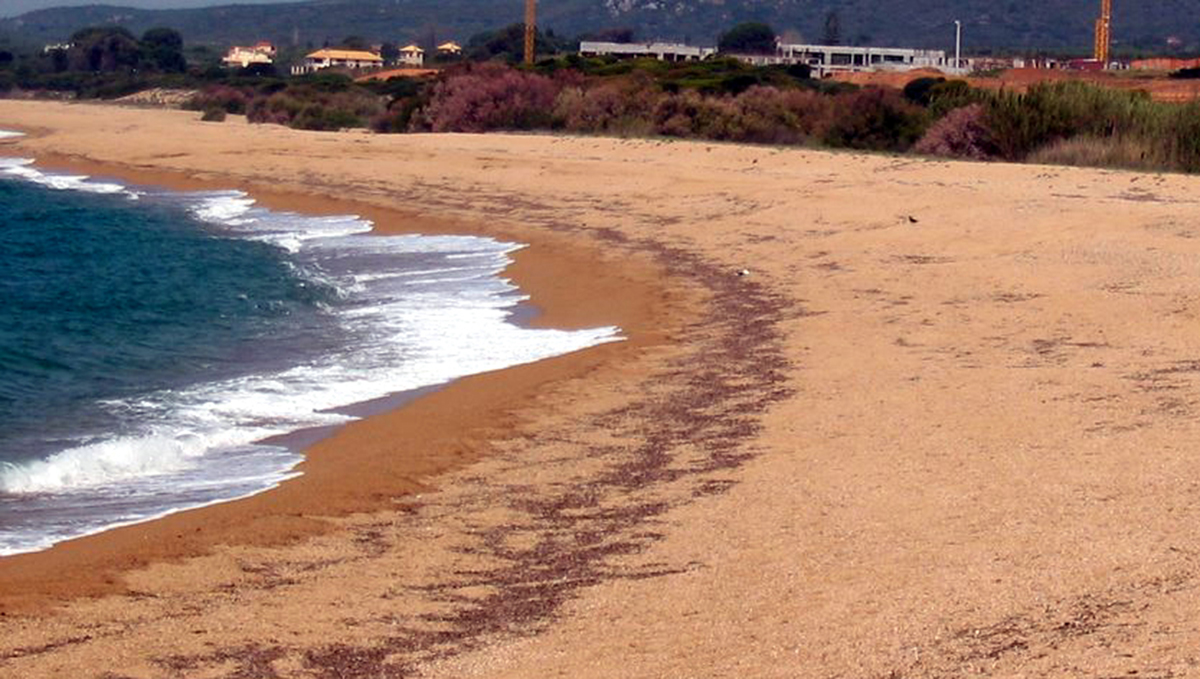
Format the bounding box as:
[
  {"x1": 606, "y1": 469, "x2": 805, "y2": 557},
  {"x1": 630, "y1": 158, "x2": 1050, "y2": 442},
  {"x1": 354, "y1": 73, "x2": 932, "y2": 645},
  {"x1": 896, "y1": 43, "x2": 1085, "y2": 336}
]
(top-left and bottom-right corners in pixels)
[
  {"x1": 465, "y1": 23, "x2": 575, "y2": 63},
  {"x1": 63, "y1": 26, "x2": 187, "y2": 74},
  {"x1": 717, "y1": 22, "x2": 776, "y2": 55}
]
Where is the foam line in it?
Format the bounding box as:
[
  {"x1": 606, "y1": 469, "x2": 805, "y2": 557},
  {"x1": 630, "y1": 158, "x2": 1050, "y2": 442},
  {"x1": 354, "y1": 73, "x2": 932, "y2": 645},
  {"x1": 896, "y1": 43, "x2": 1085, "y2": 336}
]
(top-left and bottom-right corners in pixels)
[{"x1": 0, "y1": 159, "x2": 624, "y2": 555}]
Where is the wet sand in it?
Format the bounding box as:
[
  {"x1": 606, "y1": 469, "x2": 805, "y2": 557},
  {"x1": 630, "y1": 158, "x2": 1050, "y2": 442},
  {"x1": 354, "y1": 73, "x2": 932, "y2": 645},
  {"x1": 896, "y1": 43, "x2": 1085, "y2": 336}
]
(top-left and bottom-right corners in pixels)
[{"x1": 4, "y1": 100, "x2": 1200, "y2": 677}]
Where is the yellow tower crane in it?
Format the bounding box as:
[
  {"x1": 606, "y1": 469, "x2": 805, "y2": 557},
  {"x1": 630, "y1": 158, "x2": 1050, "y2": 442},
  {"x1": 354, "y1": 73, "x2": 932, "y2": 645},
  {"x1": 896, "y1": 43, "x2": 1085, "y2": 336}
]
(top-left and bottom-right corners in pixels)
[
  {"x1": 1093, "y1": 0, "x2": 1112, "y2": 65},
  {"x1": 523, "y1": 0, "x2": 537, "y2": 65}
]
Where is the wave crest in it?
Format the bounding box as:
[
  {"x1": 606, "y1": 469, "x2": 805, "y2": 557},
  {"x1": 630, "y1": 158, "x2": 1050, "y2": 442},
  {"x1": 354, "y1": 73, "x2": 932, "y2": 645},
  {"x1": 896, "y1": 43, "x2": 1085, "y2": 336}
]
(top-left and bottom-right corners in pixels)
[{"x1": 0, "y1": 434, "x2": 204, "y2": 494}]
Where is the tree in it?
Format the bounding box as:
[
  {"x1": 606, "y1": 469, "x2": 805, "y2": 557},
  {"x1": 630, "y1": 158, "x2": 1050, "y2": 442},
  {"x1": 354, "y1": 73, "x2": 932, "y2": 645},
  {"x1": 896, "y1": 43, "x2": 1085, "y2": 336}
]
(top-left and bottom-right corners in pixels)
[
  {"x1": 50, "y1": 48, "x2": 69, "y2": 73},
  {"x1": 417, "y1": 25, "x2": 437, "y2": 55},
  {"x1": 822, "y1": 11, "x2": 842, "y2": 46},
  {"x1": 717, "y1": 22, "x2": 777, "y2": 55},
  {"x1": 466, "y1": 23, "x2": 571, "y2": 62},
  {"x1": 141, "y1": 27, "x2": 186, "y2": 73},
  {"x1": 379, "y1": 41, "x2": 399, "y2": 63},
  {"x1": 69, "y1": 26, "x2": 141, "y2": 72},
  {"x1": 903, "y1": 76, "x2": 946, "y2": 106},
  {"x1": 580, "y1": 27, "x2": 636, "y2": 44},
  {"x1": 341, "y1": 35, "x2": 370, "y2": 51}
]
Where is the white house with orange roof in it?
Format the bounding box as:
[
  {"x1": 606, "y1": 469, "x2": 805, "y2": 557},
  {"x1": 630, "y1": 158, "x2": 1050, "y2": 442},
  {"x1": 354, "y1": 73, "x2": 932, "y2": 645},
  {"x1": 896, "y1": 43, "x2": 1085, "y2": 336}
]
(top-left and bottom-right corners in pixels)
[
  {"x1": 397, "y1": 44, "x2": 425, "y2": 67},
  {"x1": 292, "y1": 48, "x2": 384, "y2": 75}
]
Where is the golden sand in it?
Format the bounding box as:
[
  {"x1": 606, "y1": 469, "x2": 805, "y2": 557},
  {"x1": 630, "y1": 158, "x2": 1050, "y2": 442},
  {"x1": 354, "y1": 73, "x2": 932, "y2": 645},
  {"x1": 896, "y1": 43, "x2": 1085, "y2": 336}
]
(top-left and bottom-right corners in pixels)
[{"x1": 3, "y1": 100, "x2": 1200, "y2": 677}]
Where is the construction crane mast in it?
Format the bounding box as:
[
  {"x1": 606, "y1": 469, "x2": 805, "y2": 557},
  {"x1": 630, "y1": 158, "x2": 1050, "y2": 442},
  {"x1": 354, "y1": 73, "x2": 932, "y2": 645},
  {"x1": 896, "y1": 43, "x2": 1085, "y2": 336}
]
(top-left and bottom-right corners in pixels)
[
  {"x1": 1093, "y1": 0, "x2": 1112, "y2": 65},
  {"x1": 523, "y1": 0, "x2": 537, "y2": 65}
]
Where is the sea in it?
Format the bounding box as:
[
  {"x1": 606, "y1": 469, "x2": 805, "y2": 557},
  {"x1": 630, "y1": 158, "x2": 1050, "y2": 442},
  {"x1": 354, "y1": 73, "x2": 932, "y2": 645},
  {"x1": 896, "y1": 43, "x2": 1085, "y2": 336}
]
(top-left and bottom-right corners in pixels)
[{"x1": 0, "y1": 134, "x2": 620, "y2": 556}]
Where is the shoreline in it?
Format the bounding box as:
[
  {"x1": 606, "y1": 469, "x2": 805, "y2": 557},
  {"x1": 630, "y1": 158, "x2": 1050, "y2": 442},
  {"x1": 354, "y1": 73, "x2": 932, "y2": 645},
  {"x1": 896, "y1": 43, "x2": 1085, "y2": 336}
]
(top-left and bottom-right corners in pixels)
[
  {"x1": 12, "y1": 101, "x2": 1200, "y2": 676},
  {"x1": 0, "y1": 125, "x2": 684, "y2": 612}
]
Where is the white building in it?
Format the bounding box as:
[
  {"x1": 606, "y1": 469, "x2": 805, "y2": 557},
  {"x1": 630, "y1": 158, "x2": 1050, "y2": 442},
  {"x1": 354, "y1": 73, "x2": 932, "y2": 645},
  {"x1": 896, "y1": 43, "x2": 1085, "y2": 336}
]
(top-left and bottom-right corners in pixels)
[
  {"x1": 222, "y1": 42, "x2": 276, "y2": 68},
  {"x1": 579, "y1": 41, "x2": 717, "y2": 62},
  {"x1": 397, "y1": 44, "x2": 425, "y2": 67},
  {"x1": 750, "y1": 43, "x2": 956, "y2": 77},
  {"x1": 578, "y1": 40, "x2": 960, "y2": 76},
  {"x1": 292, "y1": 49, "x2": 384, "y2": 75}
]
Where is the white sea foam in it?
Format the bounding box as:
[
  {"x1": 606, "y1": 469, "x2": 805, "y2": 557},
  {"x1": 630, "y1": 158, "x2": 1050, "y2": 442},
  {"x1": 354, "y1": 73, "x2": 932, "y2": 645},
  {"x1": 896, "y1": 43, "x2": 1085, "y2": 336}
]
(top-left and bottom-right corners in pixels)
[
  {"x1": 0, "y1": 157, "x2": 137, "y2": 197},
  {"x1": 1, "y1": 434, "x2": 204, "y2": 493},
  {"x1": 0, "y1": 166, "x2": 622, "y2": 555}
]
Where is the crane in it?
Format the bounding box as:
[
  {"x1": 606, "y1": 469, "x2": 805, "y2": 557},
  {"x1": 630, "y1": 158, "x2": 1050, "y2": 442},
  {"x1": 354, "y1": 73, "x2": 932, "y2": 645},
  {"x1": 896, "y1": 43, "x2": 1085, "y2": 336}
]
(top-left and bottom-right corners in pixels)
[
  {"x1": 1093, "y1": 0, "x2": 1111, "y2": 65},
  {"x1": 523, "y1": 0, "x2": 537, "y2": 65}
]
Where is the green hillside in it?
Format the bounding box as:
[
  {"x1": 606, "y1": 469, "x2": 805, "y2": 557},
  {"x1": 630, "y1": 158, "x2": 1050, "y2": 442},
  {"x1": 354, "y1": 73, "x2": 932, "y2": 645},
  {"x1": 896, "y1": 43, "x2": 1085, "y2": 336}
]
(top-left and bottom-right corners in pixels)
[{"x1": 0, "y1": 0, "x2": 1196, "y2": 55}]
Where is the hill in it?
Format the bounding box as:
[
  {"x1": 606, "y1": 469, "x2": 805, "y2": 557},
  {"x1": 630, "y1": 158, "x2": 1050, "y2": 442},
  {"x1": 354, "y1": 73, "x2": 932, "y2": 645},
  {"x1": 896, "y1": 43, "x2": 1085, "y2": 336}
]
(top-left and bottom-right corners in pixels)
[{"x1": 1, "y1": 0, "x2": 1198, "y2": 55}]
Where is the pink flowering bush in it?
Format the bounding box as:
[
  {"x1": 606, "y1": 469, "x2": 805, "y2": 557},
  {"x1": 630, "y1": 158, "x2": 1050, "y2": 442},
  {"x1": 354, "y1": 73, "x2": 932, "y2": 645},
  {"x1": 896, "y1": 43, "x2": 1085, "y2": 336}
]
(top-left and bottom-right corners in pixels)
[
  {"x1": 729, "y1": 86, "x2": 833, "y2": 144},
  {"x1": 912, "y1": 103, "x2": 997, "y2": 160},
  {"x1": 415, "y1": 63, "x2": 562, "y2": 132}
]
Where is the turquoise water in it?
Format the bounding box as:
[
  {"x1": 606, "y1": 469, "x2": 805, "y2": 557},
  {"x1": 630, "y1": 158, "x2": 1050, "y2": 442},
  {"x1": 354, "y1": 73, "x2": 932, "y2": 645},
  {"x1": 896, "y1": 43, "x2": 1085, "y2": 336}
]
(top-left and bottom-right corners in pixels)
[
  {"x1": 0, "y1": 153, "x2": 621, "y2": 555},
  {"x1": 0, "y1": 175, "x2": 337, "y2": 465}
]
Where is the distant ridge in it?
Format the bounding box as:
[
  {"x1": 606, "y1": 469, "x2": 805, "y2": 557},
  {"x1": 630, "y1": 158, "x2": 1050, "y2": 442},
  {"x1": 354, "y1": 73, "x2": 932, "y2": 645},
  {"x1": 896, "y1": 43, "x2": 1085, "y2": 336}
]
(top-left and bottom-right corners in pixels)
[{"x1": 2, "y1": 0, "x2": 1200, "y2": 54}]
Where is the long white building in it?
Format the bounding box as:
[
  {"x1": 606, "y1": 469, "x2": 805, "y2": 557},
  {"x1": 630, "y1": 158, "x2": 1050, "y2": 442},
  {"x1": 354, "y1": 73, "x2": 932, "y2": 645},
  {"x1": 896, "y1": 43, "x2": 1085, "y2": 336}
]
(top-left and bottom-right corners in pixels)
[
  {"x1": 579, "y1": 40, "x2": 963, "y2": 77},
  {"x1": 745, "y1": 44, "x2": 957, "y2": 76},
  {"x1": 579, "y1": 41, "x2": 717, "y2": 62}
]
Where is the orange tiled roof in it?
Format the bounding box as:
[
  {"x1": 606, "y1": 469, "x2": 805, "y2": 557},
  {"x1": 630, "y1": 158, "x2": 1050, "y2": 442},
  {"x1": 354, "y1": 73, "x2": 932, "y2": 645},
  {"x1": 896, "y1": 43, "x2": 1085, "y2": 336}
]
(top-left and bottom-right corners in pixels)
[{"x1": 305, "y1": 49, "x2": 383, "y2": 61}]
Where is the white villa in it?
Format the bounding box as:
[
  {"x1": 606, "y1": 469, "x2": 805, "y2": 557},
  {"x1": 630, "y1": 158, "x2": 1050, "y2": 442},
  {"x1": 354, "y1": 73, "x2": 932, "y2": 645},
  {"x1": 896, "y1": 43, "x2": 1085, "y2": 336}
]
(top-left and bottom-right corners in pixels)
[
  {"x1": 397, "y1": 44, "x2": 425, "y2": 67},
  {"x1": 222, "y1": 41, "x2": 276, "y2": 68},
  {"x1": 291, "y1": 48, "x2": 384, "y2": 75}
]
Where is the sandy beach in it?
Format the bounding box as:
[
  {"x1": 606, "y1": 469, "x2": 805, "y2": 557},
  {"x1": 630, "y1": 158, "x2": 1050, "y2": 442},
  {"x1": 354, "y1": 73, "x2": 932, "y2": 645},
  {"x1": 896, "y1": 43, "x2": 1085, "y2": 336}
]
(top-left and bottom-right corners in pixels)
[{"x1": 4, "y1": 100, "x2": 1200, "y2": 677}]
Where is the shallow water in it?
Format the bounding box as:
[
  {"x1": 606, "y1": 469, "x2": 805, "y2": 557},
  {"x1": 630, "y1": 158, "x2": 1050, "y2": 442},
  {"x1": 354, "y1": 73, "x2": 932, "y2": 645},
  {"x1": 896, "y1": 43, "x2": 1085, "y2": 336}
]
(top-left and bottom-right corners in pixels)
[{"x1": 0, "y1": 153, "x2": 621, "y2": 555}]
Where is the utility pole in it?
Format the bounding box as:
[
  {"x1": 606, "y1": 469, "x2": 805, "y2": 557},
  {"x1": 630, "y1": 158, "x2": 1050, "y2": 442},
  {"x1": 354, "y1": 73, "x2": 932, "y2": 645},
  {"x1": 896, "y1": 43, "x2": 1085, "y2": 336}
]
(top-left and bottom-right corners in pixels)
[
  {"x1": 524, "y1": 0, "x2": 536, "y2": 65},
  {"x1": 954, "y1": 20, "x2": 962, "y2": 72}
]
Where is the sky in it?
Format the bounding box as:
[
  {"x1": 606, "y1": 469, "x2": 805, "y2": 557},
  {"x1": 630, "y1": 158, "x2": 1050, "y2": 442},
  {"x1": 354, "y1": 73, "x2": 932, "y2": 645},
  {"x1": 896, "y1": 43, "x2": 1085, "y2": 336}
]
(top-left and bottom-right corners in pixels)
[{"x1": 0, "y1": 0, "x2": 292, "y2": 19}]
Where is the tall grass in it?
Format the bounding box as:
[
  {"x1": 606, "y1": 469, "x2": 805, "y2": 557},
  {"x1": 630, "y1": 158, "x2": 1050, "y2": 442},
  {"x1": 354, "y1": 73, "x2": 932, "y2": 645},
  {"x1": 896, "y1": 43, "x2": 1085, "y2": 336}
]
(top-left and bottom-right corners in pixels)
[
  {"x1": 984, "y1": 82, "x2": 1159, "y2": 161},
  {"x1": 1026, "y1": 135, "x2": 1169, "y2": 171},
  {"x1": 917, "y1": 81, "x2": 1200, "y2": 173}
]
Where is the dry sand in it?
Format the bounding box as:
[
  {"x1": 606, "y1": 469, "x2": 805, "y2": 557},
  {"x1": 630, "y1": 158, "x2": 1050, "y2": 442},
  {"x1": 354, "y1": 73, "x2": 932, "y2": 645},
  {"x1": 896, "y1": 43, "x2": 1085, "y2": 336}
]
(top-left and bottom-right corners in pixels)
[{"x1": 3, "y1": 100, "x2": 1200, "y2": 677}]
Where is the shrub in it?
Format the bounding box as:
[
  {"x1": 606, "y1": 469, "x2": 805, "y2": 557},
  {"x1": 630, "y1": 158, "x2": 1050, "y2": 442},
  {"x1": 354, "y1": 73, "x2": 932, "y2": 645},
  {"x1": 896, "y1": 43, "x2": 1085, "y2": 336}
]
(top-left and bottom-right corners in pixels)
[
  {"x1": 187, "y1": 84, "x2": 251, "y2": 114},
  {"x1": 913, "y1": 103, "x2": 996, "y2": 160},
  {"x1": 729, "y1": 85, "x2": 832, "y2": 144},
  {"x1": 652, "y1": 90, "x2": 740, "y2": 139},
  {"x1": 237, "y1": 84, "x2": 384, "y2": 130},
  {"x1": 416, "y1": 62, "x2": 562, "y2": 132},
  {"x1": 823, "y1": 87, "x2": 928, "y2": 152},
  {"x1": 372, "y1": 96, "x2": 427, "y2": 133},
  {"x1": 927, "y1": 80, "x2": 982, "y2": 117},
  {"x1": 200, "y1": 106, "x2": 226, "y2": 122},
  {"x1": 553, "y1": 76, "x2": 662, "y2": 135},
  {"x1": 903, "y1": 76, "x2": 945, "y2": 105}
]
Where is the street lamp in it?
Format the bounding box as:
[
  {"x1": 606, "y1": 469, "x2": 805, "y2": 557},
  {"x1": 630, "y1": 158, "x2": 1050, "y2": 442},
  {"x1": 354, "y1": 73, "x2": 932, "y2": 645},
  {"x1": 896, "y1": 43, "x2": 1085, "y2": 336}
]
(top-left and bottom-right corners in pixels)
[{"x1": 954, "y1": 20, "x2": 962, "y2": 72}]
